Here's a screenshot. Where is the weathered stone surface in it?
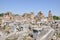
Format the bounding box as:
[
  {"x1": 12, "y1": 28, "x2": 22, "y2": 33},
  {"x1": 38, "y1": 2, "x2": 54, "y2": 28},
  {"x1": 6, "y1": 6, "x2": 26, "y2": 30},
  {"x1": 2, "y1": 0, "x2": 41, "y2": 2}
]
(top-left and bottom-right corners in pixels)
[{"x1": 47, "y1": 10, "x2": 53, "y2": 22}]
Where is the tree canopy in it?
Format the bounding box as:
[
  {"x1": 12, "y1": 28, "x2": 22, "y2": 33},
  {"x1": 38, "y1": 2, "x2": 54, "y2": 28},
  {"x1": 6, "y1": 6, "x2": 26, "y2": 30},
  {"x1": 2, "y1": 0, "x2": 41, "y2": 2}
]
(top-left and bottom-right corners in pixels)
[
  {"x1": 0, "y1": 13, "x2": 3, "y2": 17},
  {"x1": 53, "y1": 16, "x2": 60, "y2": 20}
]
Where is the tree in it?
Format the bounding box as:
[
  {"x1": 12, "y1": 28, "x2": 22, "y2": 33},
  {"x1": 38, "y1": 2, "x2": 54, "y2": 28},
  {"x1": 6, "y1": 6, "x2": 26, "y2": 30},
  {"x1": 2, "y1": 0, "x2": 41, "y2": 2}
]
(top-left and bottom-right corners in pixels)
[
  {"x1": 53, "y1": 16, "x2": 60, "y2": 20},
  {"x1": 15, "y1": 14, "x2": 19, "y2": 16},
  {"x1": 0, "y1": 13, "x2": 3, "y2": 17}
]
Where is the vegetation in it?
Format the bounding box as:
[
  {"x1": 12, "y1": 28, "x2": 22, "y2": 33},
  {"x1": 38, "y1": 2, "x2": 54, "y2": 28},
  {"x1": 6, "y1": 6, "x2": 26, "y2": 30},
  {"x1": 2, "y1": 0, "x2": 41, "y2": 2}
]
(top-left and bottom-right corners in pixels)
[
  {"x1": 0, "y1": 13, "x2": 3, "y2": 17},
  {"x1": 56, "y1": 33, "x2": 60, "y2": 38},
  {"x1": 53, "y1": 16, "x2": 60, "y2": 20},
  {"x1": 15, "y1": 14, "x2": 19, "y2": 16},
  {"x1": 3, "y1": 25, "x2": 9, "y2": 30},
  {"x1": 0, "y1": 19, "x2": 2, "y2": 24}
]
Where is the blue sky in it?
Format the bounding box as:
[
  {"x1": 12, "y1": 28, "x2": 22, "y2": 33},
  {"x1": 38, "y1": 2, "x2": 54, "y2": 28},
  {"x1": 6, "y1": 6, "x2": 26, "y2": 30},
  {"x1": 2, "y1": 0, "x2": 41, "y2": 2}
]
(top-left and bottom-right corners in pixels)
[{"x1": 0, "y1": 0, "x2": 60, "y2": 16}]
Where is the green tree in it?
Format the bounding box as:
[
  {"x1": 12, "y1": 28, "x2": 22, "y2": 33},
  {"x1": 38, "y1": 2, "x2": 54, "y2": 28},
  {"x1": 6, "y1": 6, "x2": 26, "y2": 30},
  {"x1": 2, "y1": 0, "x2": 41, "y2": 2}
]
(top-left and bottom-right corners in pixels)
[
  {"x1": 15, "y1": 14, "x2": 19, "y2": 16},
  {"x1": 53, "y1": 16, "x2": 60, "y2": 20},
  {"x1": 0, "y1": 13, "x2": 3, "y2": 17}
]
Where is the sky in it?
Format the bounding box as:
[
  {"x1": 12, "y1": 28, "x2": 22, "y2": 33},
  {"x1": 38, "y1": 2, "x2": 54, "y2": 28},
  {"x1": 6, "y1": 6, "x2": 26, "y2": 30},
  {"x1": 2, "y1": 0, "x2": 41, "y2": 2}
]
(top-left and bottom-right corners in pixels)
[{"x1": 0, "y1": 0, "x2": 60, "y2": 16}]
